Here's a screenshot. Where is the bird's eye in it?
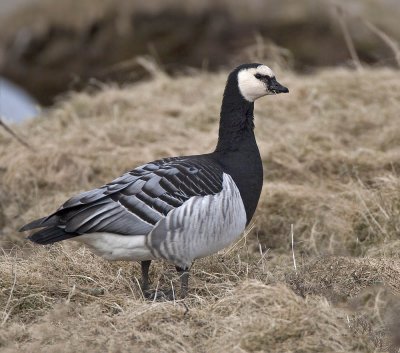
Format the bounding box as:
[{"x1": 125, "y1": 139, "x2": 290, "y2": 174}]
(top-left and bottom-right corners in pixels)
[{"x1": 254, "y1": 73, "x2": 263, "y2": 79}]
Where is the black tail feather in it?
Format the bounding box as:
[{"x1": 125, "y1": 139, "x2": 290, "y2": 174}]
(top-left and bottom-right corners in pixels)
[
  {"x1": 19, "y1": 215, "x2": 58, "y2": 232},
  {"x1": 28, "y1": 227, "x2": 74, "y2": 245}
]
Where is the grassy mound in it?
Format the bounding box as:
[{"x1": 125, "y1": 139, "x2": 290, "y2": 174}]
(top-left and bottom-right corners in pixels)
[
  {"x1": 0, "y1": 248, "x2": 376, "y2": 353},
  {"x1": 1, "y1": 67, "x2": 400, "y2": 352}
]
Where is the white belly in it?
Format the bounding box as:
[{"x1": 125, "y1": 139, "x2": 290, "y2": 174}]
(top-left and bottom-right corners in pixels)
[{"x1": 72, "y1": 233, "x2": 154, "y2": 261}]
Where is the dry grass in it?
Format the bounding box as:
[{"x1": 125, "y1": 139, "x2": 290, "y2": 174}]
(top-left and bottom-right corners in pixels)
[
  {"x1": 2, "y1": 0, "x2": 399, "y2": 36},
  {"x1": 2, "y1": 0, "x2": 400, "y2": 105},
  {"x1": 1, "y1": 67, "x2": 400, "y2": 352}
]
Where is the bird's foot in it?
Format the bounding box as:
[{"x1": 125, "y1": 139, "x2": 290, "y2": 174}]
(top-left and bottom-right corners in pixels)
[{"x1": 143, "y1": 288, "x2": 178, "y2": 301}]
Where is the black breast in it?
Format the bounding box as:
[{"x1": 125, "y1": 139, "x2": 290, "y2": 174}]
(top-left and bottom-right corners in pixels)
[{"x1": 211, "y1": 145, "x2": 263, "y2": 225}]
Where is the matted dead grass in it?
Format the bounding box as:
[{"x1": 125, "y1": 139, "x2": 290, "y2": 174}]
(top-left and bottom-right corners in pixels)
[{"x1": 1, "y1": 67, "x2": 400, "y2": 352}]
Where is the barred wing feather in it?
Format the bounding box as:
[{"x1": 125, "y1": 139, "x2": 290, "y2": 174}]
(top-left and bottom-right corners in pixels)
[{"x1": 21, "y1": 156, "x2": 224, "y2": 244}]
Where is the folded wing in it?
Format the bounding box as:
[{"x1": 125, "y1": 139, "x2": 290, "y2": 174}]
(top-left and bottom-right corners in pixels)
[{"x1": 20, "y1": 156, "x2": 224, "y2": 244}]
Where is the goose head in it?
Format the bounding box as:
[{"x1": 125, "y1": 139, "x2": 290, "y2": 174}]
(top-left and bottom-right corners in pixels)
[{"x1": 236, "y1": 63, "x2": 289, "y2": 102}]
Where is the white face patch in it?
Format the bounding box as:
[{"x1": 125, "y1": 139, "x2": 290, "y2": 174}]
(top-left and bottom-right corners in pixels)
[{"x1": 237, "y1": 65, "x2": 276, "y2": 102}]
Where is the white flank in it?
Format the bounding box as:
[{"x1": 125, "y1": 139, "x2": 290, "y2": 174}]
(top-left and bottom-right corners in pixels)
[
  {"x1": 148, "y1": 173, "x2": 247, "y2": 268},
  {"x1": 72, "y1": 233, "x2": 153, "y2": 261}
]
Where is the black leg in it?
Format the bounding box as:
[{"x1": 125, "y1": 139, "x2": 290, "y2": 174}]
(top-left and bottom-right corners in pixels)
[
  {"x1": 140, "y1": 260, "x2": 151, "y2": 292},
  {"x1": 139, "y1": 262, "x2": 190, "y2": 301},
  {"x1": 176, "y1": 266, "x2": 190, "y2": 299}
]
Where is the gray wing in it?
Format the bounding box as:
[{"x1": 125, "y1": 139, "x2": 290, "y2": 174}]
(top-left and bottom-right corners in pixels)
[{"x1": 20, "y1": 156, "x2": 224, "y2": 244}]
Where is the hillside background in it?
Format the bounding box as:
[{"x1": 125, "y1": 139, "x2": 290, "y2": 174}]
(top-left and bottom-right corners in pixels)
[
  {"x1": 1, "y1": 0, "x2": 400, "y2": 105},
  {"x1": 1, "y1": 1, "x2": 400, "y2": 352}
]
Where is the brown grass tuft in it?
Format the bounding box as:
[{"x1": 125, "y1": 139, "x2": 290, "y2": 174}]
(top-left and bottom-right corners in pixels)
[{"x1": 1, "y1": 67, "x2": 400, "y2": 351}]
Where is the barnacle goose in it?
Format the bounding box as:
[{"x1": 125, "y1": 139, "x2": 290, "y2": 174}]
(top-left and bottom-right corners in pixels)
[{"x1": 20, "y1": 63, "x2": 288, "y2": 299}]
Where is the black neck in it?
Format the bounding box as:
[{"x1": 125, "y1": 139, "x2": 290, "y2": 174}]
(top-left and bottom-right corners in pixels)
[
  {"x1": 215, "y1": 77, "x2": 255, "y2": 152},
  {"x1": 211, "y1": 71, "x2": 263, "y2": 225}
]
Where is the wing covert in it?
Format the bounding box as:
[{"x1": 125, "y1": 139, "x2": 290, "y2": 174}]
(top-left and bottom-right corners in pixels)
[{"x1": 29, "y1": 156, "x2": 224, "y2": 239}]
